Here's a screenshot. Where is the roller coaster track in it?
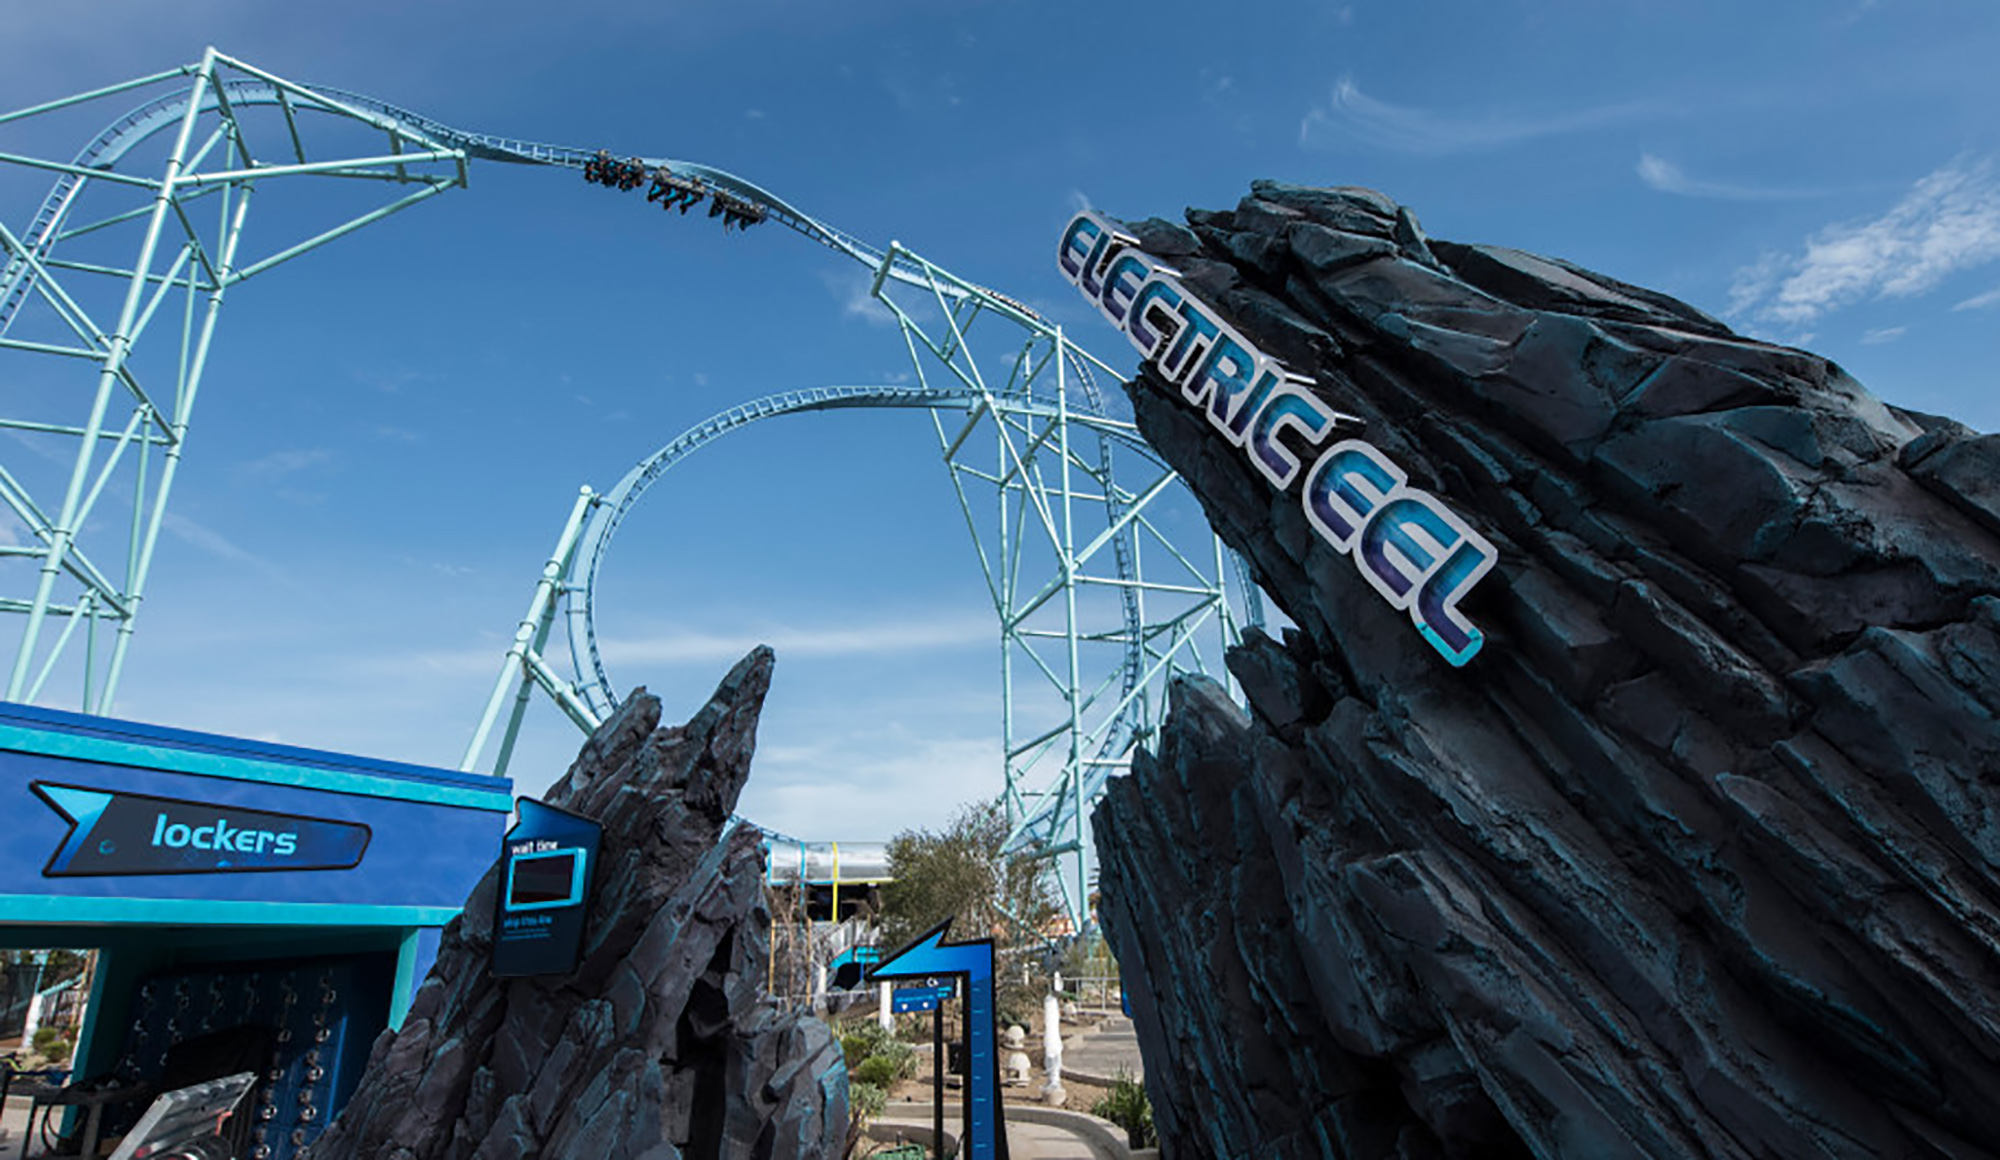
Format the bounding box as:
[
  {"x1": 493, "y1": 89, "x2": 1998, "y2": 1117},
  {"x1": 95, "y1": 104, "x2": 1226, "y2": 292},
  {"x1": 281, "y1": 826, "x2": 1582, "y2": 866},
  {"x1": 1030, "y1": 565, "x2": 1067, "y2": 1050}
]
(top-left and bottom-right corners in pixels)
[
  {"x1": 1, "y1": 70, "x2": 996, "y2": 336},
  {"x1": 0, "y1": 63, "x2": 1151, "y2": 719},
  {"x1": 552, "y1": 384, "x2": 1172, "y2": 722},
  {"x1": 2, "y1": 52, "x2": 1244, "y2": 929}
]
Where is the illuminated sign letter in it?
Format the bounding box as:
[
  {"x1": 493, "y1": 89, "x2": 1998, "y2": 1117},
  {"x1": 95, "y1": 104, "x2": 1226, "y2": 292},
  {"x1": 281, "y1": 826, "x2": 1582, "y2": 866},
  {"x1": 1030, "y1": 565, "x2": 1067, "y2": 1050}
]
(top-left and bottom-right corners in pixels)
[
  {"x1": 1057, "y1": 214, "x2": 1105, "y2": 283},
  {"x1": 1097, "y1": 252, "x2": 1154, "y2": 332},
  {"x1": 1184, "y1": 332, "x2": 1265, "y2": 441},
  {"x1": 1358, "y1": 495, "x2": 1458, "y2": 605},
  {"x1": 1078, "y1": 220, "x2": 1139, "y2": 301},
  {"x1": 1417, "y1": 538, "x2": 1496, "y2": 666},
  {"x1": 1056, "y1": 206, "x2": 1497, "y2": 669},
  {"x1": 1162, "y1": 300, "x2": 1222, "y2": 383},
  {"x1": 1304, "y1": 440, "x2": 1403, "y2": 550},
  {"x1": 1126, "y1": 275, "x2": 1184, "y2": 360},
  {"x1": 1246, "y1": 384, "x2": 1338, "y2": 488}
]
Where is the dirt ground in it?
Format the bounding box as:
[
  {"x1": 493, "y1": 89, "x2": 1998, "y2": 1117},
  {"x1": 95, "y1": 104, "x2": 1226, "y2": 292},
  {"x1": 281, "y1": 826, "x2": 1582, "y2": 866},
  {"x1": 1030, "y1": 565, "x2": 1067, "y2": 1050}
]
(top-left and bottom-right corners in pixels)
[{"x1": 877, "y1": 1007, "x2": 1115, "y2": 1115}]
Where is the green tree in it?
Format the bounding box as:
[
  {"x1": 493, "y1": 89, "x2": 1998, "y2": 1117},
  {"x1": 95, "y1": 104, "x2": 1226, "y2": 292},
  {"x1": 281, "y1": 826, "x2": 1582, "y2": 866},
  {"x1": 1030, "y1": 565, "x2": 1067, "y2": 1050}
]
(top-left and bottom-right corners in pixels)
[{"x1": 877, "y1": 797, "x2": 1060, "y2": 963}]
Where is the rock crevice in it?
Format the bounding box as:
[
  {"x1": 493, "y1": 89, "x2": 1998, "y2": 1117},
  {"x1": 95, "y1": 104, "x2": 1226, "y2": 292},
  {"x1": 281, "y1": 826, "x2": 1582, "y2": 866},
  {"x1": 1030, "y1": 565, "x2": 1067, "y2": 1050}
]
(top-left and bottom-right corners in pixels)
[
  {"x1": 1093, "y1": 182, "x2": 2000, "y2": 1159},
  {"x1": 308, "y1": 648, "x2": 847, "y2": 1160}
]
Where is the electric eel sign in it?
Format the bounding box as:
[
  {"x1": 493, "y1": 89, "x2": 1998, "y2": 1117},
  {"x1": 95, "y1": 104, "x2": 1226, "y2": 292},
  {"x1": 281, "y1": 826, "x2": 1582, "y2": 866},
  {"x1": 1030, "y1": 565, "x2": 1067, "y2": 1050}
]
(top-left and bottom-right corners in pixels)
[
  {"x1": 1058, "y1": 210, "x2": 1497, "y2": 665},
  {"x1": 32, "y1": 781, "x2": 370, "y2": 876}
]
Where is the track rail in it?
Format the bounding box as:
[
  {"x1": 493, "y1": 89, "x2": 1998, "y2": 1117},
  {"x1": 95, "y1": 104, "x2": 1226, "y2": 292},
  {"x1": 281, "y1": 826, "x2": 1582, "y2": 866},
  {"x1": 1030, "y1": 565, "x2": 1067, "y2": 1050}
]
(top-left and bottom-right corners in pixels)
[
  {"x1": 5, "y1": 59, "x2": 1240, "y2": 921},
  {"x1": 561, "y1": 384, "x2": 1170, "y2": 718},
  {"x1": 1, "y1": 72, "x2": 977, "y2": 337}
]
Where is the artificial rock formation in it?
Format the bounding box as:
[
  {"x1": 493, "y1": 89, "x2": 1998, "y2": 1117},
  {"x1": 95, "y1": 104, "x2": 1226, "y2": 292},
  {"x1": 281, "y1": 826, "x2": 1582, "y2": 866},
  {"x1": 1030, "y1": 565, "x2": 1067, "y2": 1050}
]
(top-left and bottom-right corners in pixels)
[
  {"x1": 1091, "y1": 182, "x2": 2000, "y2": 1159},
  {"x1": 307, "y1": 648, "x2": 848, "y2": 1160}
]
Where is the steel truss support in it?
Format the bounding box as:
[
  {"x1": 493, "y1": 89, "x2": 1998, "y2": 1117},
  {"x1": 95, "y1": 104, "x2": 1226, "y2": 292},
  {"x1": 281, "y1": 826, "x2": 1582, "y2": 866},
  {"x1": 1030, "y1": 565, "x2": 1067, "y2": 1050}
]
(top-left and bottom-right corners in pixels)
[
  {"x1": 464, "y1": 245, "x2": 1252, "y2": 935},
  {"x1": 0, "y1": 49, "x2": 467, "y2": 712},
  {"x1": 3, "y1": 53, "x2": 1252, "y2": 935},
  {"x1": 865, "y1": 244, "x2": 1245, "y2": 932}
]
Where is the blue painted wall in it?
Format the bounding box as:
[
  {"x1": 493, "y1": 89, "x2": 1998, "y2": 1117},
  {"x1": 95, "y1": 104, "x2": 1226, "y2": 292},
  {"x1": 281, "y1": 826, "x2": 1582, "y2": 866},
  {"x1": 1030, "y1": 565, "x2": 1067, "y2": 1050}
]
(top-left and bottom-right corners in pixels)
[
  {"x1": 0, "y1": 699, "x2": 514, "y2": 1147},
  {"x1": 0, "y1": 700, "x2": 511, "y2": 925}
]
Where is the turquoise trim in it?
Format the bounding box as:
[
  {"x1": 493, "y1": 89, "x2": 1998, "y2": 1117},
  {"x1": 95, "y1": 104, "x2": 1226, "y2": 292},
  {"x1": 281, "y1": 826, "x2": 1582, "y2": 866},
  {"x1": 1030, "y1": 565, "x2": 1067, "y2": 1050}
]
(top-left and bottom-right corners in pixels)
[
  {"x1": 390, "y1": 927, "x2": 420, "y2": 1029},
  {"x1": 75, "y1": 946, "x2": 115, "y2": 1080},
  {"x1": 0, "y1": 893, "x2": 463, "y2": 926},
  {"x1": 0, "y1": 723, "x2": 512, "y2": 812}
]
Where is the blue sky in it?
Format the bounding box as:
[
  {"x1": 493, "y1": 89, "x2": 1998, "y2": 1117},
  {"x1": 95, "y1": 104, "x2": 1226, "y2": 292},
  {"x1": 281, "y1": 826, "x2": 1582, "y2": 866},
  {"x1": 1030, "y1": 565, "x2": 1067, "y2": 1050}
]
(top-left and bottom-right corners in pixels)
[{"x1": 3, "y1": 0, "x2": 1996, "y2": 842}]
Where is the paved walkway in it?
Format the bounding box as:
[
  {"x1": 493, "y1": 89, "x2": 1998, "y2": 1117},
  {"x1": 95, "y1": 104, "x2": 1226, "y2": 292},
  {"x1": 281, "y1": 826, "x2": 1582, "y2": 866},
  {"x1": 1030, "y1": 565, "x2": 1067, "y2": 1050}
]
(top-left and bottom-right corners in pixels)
[
  {"x1": 1061, "y1": 1014, "x2": 1144, "y2": 1086},
  {"x1": 1004, "y1": 1117, "x2": 1101, "y2": 1159},
  {"x1": 3, "y1": 1091, "x2": 50, "y2": 1157},
  {"x1": 874, "y1": 1103, "x2": 1132, "y2": 1160}
]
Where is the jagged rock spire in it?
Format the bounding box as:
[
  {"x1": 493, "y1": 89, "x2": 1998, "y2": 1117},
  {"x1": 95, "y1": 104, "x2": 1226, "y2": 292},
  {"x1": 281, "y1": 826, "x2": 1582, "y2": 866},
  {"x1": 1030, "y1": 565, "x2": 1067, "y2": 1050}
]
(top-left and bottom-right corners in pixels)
[{"x1": 1093, "y1": 182, "x2": 2000, "y2": 1160}]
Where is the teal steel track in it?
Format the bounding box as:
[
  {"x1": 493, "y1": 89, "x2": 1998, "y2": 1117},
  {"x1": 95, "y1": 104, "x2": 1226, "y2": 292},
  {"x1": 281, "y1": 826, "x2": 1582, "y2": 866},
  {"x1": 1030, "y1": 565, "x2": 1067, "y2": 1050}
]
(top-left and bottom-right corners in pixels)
[{"x1": 2, "y1": 52, "x2": 1254, "y2": 932}]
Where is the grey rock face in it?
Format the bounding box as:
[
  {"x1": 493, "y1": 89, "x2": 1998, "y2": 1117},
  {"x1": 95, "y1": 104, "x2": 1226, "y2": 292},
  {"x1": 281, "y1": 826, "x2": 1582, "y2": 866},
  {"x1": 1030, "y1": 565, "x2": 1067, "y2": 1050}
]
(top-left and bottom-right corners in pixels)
[
  {"x1": 1091, "y1": 182, "x2": 2000, "y2": 1159},
  {"x1": 307, "y1": 648, "x2": 849, "y2": 1160}
]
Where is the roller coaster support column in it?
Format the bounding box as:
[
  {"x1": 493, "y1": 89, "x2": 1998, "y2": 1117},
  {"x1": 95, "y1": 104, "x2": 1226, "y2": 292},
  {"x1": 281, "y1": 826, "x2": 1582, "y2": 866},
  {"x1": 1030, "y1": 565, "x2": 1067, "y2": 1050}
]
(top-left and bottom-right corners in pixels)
[
  {"x1": 1057, "y1": 347, "x2": 1090, "y2": 934},
  {"x1": 0, "y1": 50, "x2": 467, "y2": 711},
  {"x1": 3, "y1": 56, "x2": 216, "y2": 705},
  {"x1": 463, "y1": 486, "x2": 606, "y2": 775},
  {"x1": 867, "y1": 242, "x2": 1239, "y2": 931}
]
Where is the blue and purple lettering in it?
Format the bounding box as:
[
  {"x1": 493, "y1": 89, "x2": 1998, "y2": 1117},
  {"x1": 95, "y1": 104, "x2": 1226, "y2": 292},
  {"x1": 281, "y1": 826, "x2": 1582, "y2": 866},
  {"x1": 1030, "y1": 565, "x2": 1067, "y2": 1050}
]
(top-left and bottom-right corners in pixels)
[
  {"x1": 1358, "y1": 495, "x2": 1458, "y2": 605},
  {"x1": 1417, "y1": 539, "x2": 1496, "y2": 666},
  {"x1": 1162, "y1": 299, "x2": 1222, "y2": 381},
  {"x1": 1057, "y1": 214, "x2": 1105, "y2": 282},
  {"x1": 1056, "y1": 208, "x2": 1496, "y2": 668},
  {"x1": 1078, "y1": 223, "x2": 1138, "y2": 301},
  {"x1": 1097, "y1": 252, "x2": 1154, "y2": 332},
  {"x1": 1126, "y1": 275, "x2": 1184, "y2": 360},
  {"x1": 1303, "y1": 441, "x2": 1403, "y2": 550},
  {"x1": 1183, "y1": 331, "x2": 1268, "y2": 441},
  {"x1": 1077, "y1": 229, "x2": 1116, "y2": 299},
  {"x1": 1246, "y1": 384, "x2": 1338, "y2": 488}
]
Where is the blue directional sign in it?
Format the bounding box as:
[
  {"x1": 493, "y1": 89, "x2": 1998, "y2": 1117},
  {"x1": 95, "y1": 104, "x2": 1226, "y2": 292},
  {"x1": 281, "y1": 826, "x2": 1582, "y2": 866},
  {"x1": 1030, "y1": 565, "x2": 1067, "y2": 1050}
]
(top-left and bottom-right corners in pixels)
[
  {"x1": 868, "y1": 920, "x2": 1009, "y2": 1160},
  {"x1": 891, "y1": 982, "x2": 953, "y2": 1014}
]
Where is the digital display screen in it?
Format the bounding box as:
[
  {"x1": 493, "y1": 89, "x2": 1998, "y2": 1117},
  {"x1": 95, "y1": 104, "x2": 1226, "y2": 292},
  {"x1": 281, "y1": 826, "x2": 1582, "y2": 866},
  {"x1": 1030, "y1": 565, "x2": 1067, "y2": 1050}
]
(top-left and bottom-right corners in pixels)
[{"x1": 507, "y1": 850, "x2": 580, "y2": 908}]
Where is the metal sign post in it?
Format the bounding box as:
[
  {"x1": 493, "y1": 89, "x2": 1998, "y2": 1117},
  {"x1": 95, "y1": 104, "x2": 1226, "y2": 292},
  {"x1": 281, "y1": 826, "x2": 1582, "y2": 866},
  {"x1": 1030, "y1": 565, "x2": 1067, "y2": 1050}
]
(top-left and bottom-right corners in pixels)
[{"x1": 870, "y1": 920, "x2": 1008, "y2": 1160}]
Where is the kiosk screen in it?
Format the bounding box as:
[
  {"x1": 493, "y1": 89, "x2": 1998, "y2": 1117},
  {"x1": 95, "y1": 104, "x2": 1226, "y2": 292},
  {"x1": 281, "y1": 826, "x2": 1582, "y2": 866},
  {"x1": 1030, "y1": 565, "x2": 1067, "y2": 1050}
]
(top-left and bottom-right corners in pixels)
[{"x1": 507, "y1": 849, "x2": 581, "y2": 910}]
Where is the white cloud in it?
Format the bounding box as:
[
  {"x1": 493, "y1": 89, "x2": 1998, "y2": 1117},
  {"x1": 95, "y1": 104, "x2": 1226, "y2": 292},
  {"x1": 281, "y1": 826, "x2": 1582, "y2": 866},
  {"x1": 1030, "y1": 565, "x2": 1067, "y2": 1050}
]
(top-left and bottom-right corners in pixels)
[
  {"x1": 1637, "y1": 153, "x2": 1830, "y2": 201},
  {"x1": 1300, "y1": 76, "x2": 1663, "y2": 155},
  {"x1": 819, "y1": 269, "x2": 897, "y2": 327},
  {"x1": 0, "y1": 508, "x2": 35, "y2": 549},
  {"x1": 238, "y1": 447, "x2": 332, "y2": 478},
  {"x1": 1727, "y1": 251, "x2": 1792, "y2": 317},
  {"x1": 1860, "y1": 325, "x2": 1908, "y2": 345},
  {"x1": 161, "y1": 512, "x2": 289, "y2": 582},
  {"x1": 600, "y1": 613, "x2": 993, "y2": 667},
  {"x1": 1731, "y1": 157, "x2": 2000, "y2": 323},
  {"x1": 1953, "y1": 287, "x2": 2000, "y2": 311},
  {"x1": 741, "y1": 725, "x2": 1003, "y2": 841}
]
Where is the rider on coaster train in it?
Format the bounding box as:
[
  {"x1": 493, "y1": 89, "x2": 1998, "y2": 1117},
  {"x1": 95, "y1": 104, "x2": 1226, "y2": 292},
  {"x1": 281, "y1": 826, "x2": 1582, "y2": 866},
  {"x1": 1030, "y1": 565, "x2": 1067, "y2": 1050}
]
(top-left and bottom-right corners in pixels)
[{"x1": 586, "y1": 151, "x2": 760, "y2": 227}]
